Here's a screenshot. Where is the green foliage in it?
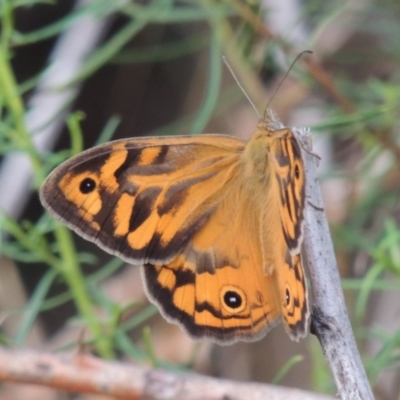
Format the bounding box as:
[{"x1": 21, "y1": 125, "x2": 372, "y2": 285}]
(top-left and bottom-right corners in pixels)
[{"x1": 1, "y1": 0, "x2": 400, "y2": 397}]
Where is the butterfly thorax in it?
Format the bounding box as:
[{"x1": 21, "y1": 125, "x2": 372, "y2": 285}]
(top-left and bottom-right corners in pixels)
[{"x1": 241, "y1": 124, "x2": 283, "y2": 182}]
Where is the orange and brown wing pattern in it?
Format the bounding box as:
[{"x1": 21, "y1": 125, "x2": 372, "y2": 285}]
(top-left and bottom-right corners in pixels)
[
  {"x1": 268, "y1": 128, "x2": 306, "y2": 254},
  {"x1": 40, "y1": 135, "x2": 244, "y2": 266},
  {"x1": 40, "y1": 118, "x2": 310, "y2": 343},
  {"x1": 267, "y1": 129, "x2": 308, "y2": 340},
  {"x1": 143, "y1": 260, "x2": 282, "y2": 343},
  {"x1": 241, "y1": 122, "x2": 309, "y2": 340},
  {"x1": 276, "y1": 253, "x2": 309, "y2": 340},
  {"x1": 141, "y1": 174, "x2": 283, "y2": 343}
]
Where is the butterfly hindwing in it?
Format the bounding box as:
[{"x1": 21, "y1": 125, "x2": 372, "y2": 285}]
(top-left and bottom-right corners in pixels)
[
  {"x1": 141, "y1": 173, "x2": 284, "y2": 343},
  {"x1": 276, "y1": 253, "x2": 309, "y2": 340}
]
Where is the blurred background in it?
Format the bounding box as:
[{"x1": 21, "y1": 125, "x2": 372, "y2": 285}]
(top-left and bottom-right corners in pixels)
[{"x1": 1, "y1": 0, "x2": 400, "y2": 399}]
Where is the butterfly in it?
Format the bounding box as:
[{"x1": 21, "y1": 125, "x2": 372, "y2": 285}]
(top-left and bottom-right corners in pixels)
[{"x1": 40, "y1": 110, "x2": 309, "y2": 344}]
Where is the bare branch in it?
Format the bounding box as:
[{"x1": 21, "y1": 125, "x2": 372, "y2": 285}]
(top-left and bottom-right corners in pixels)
[
  {"x1": 299, "y1": 130, "x2": 374, "y2": 399},
  {"x1": 0, "y1": 347, "x2": 334, "y2": 400}
]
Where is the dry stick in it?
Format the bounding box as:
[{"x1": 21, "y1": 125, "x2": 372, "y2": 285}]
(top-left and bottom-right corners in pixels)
[
  {"x1": 299, "y1": 129, "x2": 374, "y2": 400},
  {"x1": 0, "y1": 347, "x2": 335, "y2": 400}
]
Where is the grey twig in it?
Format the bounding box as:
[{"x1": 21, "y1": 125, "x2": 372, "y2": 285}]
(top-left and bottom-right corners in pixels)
[{"x1": 300, "y1": 129, "x2": 374, "y2": 400}]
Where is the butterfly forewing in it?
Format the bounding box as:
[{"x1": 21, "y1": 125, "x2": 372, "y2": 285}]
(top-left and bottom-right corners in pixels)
[
  {"x1": 267, "y1": 127, "x2": 308, "y2": 340},
  {"x1": 269, "y1": 129, "x2": 306, "y2": 254},
  {"x1": 40, "y1": 135, "x2": 244, "y2": 266}
]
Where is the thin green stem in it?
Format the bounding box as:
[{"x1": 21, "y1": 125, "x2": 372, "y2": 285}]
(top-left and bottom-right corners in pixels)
[
  {"x1": 0, "y1": 42, "x2": 44, "y2": 182},
  {"x1": 0, "y1": 0, "x2": 14, "y2": 49},
  {"x1": 62, "y1": 16, "x2": 149, "y2": 88},
  {"x1": 200, "y1": 0, "x2": 265, "y2": 109},
  {"x1": 0, "y1": 46, "x2": 26, "y2": 140},
  {"x1": 189, "y1": 31, "x2": 222, "y2": 134},
  {"x1": 54, "y1": 225, "x2": 115, "y2": 359},
  {"x1": 123, "y1": 2, "x2": 235, "y2": 24}
]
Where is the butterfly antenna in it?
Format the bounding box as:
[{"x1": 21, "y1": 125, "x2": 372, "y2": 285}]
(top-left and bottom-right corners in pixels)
[
  {"x1": 223, "y1": 55, "x2": 261, "y2": 118},
  {"x1": 265, "y1": 50, "x2": 313, "y2": 112}
]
